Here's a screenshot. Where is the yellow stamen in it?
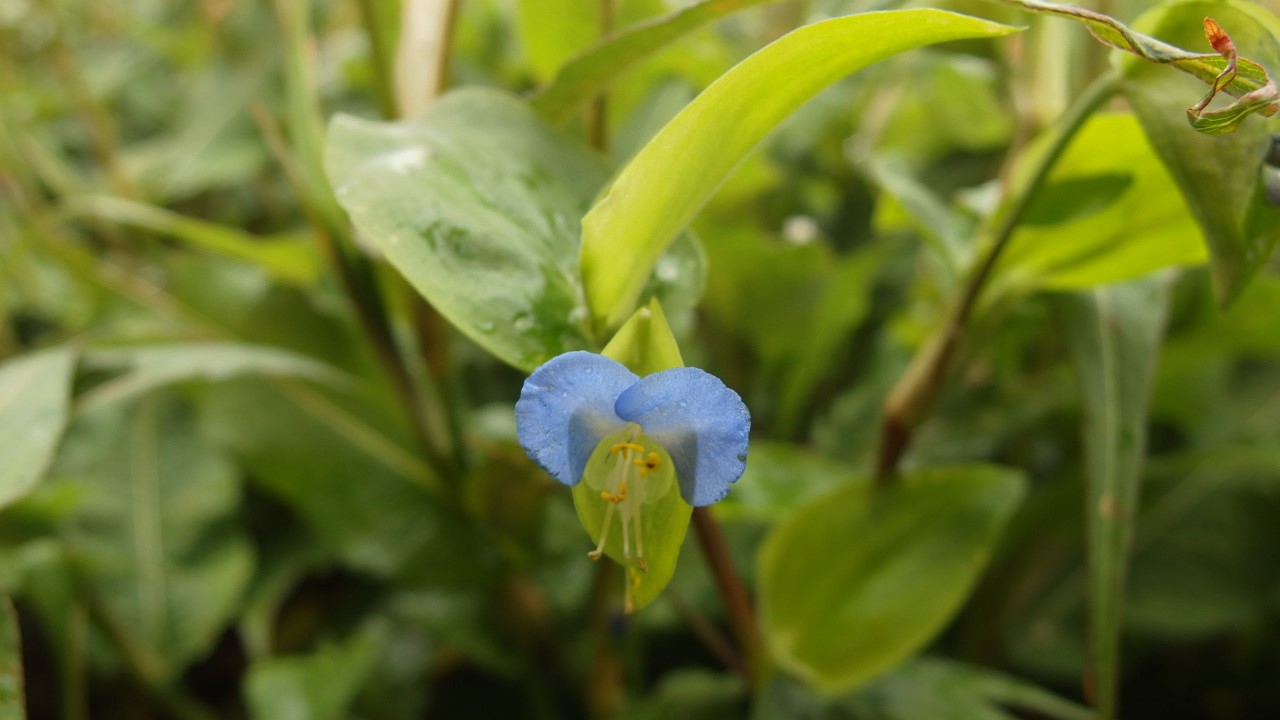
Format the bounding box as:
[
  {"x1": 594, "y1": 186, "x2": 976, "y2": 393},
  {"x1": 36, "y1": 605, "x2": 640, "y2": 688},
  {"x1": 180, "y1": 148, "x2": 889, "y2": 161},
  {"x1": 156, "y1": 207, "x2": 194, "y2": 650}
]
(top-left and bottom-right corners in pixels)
[
  {"x1": 633, "y1": 451, "x2": 661, "y2": 477},
  {"x1": 610, "y1": 441, "x2": 646, "y2": 455},
  {"x1": 588, "y1": 502, "x2": 616, "y2": 560}
]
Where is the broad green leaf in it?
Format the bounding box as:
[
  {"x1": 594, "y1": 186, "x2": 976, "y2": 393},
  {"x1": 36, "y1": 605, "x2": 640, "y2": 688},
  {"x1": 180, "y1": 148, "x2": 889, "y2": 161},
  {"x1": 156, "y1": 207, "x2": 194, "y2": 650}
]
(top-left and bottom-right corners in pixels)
[
  {"x1": 327, "y1": 88, "x2": 598, "y2": 369},
  {"x1": 244, "y1": 625, "x2": 383, "y2": 720},
  {"x1": 47, "y1": 396, "x2": 254, "y2": 680},
  {"x1": 759, "y1": 464, "x2": 1025, "y2": 694},
  {"x1": 529, "y1": 0, "x2": 776, "y2": 124},
  {"x1": 571, "y1": 299, "x2": 690, "y2": 611},
  {"x1": 834, "y1": 657, "x2": 1094, "y2": 720},
  {"x1": 1003, "y1": 0, "x2": 1280, "y2": 132},
  {"x1": 581, "y1": 9, "x2": 1018, "y2": 329},
  {"x1": 64, "y1": 196, "x2": 320, "y2": 284},
  {"x1": 992, "y1": 113, "x2": 1205, "y2": 296},
  {"x1": 0, "y1": 595, "x2": 23, "y2": 720},
  {"x1": 1120, "y1": 1, "x2": 1280, "y2": 305},
  {"x1": 326, "y1": 88, "x2": 704, "y2": 371},
  {"x1": 0, "y1": 348, "x2": 76, "y2": 511},
  {"x1": 78, "y1": 342, "x2": 345, "y2": 412},
  {"x1": 1052, "y1": 276, "x2": 1170, "y2": 720}
]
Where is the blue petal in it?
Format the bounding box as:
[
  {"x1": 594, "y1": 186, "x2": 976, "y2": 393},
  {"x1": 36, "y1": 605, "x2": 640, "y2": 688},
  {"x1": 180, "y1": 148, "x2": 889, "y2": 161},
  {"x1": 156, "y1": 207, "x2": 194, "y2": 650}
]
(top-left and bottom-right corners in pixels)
[
  {"x1": 515, "y1": 351, "x2": 637, "y2": 486},
  {"x1": 614, "y1": 367, "x2": 750, "y2": 506}
]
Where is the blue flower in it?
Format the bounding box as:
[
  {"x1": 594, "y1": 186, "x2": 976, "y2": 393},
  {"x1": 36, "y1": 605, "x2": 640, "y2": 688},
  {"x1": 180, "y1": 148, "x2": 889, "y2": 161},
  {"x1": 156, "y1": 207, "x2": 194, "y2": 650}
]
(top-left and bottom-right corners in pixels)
[{"x1": 515, "y1": 351, "x2": 750, "y2": 507}]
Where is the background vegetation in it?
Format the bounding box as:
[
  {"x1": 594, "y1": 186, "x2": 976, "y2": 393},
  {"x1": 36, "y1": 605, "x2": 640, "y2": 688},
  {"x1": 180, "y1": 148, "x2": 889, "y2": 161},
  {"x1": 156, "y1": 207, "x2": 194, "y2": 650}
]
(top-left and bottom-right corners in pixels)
[{"x1": 2, "y1": 0, "x2": 1279, "y2": 718}]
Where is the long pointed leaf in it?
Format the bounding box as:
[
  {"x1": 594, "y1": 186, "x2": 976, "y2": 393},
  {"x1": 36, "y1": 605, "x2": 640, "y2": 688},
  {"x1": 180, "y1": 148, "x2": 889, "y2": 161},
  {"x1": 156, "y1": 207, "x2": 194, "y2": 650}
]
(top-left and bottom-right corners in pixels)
[
  {"x1": 529, "y1": 0, "x2": 777, "y2": 124},
  {"x1": 580, "y1": 9, "x2": 1018, "y2": 329},
  {"x1": 64, "y1": 196, "x2": 320, "y2": 284},
  {"x1": 1053, "y1": 276, "x2": 1171, "y2": 719}
]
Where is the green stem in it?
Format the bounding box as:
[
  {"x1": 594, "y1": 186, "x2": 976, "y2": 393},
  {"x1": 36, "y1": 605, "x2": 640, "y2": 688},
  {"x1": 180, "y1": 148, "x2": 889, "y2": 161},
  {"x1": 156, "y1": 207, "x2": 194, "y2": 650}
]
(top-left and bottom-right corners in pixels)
[
  {"x1": 874, "y1": 68, "x2": 1121, "y2": 483},
  {"x1": 356, "y1": 0, "x2": 399, "y2": 119},
  {"x1": 585, "y1": 0, "x2": 617, "y2": 151}
]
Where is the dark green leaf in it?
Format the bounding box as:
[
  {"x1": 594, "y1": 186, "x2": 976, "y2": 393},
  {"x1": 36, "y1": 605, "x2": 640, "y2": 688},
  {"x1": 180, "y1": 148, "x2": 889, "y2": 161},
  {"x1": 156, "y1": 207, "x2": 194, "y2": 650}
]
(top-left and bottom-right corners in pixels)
[
  {"x1": 202, "y1": 377, "x2": 487, "y2": 581},
  {"x1": 839, "y1": 657, "x2": 1094, "y2": 720},
  {"x1": 1119, "y1": 1, "x2": 1280, "y2": 304},
  {"x1": 759, "y1": 464, "x2": 1025, "y2": 694},
  {"x1": 1020, "y1": 174, "x2": 1133, "y2": 227},
  {"x1": 244, "y1": 624, "x2": 383, "y2": 720},
  {"x1": 49, "y1": 396, "x2": 254, "y2": 679},
  {"x1": 1052, "y1": 275, "x2": 1171, "y2": 720}
]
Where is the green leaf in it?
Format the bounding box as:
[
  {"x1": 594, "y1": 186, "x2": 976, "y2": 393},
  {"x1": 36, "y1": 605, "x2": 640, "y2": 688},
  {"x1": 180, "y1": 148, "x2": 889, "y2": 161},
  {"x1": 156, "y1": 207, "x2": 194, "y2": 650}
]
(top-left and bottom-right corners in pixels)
[
  {"x1": 64, "y1": 196, "x2": 320, "y2": 284},
  {"x1": 598, "y1": 297, "x2": 684, "y2": 376},
  {"x1": 202, "y1": 378, "x2": 490, "y2": 583},
  {"x1": 0, "y1": 595, "x2": 24, "y2": 720},
  {"x1": 517, "y1": 0, "x2": 602, "y2": 84},
  {"x1": 715, "y1": 441, "x2": 858, "y2": 523},
  {"x1": 244, "y1": 625, "x2": 383, "y2": 720},
  {"x1": 619, "y1": 668, "x2": 744, "y2": 720},
  {"x1": 570, "y1": 299, "x2": 690, "y2": 611},
  {"x1": 326, "y1": 88, "x2": 704, "y2": 371},
  {"x1": 326, "y1": 88, "x2": 601, "y2": 371},
  {"x1": 1052, "y1": 276, "x2": 1171, "y2": 720},
  {"x1": 580, "y1": 9, "x2": 1018, "y2": 329},
  {"x1": 1119, "y1": 1, "x2": 1280, "y2": 305},
  {"x1": 1005, "y1": 0, "x2": 1280, "y2": 133},
  {"x1": 837, "y1": 657, "x2": 1094, "y2": 720},
  {"x1": 78, "y1": 342, "x2": 345, "y2": 412},
  {"x1": 992, "y1": 113, "x2": 1205, "y2": 295},
  {"x1": 49, "y1": 396, "x2": 254, "y2": 679},
  {"x1": 529, "y1": 0, "x2": 777, "y2": 124},
  {"x1": 759, "y1": 464, "x2": 1025, "y2": 694},
  {"x1": 0, "y1": 348, "x2": 76, "y2": 511}
]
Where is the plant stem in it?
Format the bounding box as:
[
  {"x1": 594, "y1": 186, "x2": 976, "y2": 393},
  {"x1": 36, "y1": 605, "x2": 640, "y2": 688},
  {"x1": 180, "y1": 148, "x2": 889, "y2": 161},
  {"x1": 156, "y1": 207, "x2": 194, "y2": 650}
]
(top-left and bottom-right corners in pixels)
[
  {"x1": 873, "y1": 68, "x2": 1121, "y2": 483},
  {"x1": 585, "y1": 561, "x2": 623, "y2": 720},
  {"x1": 585, "y1": 0, "x2": 617, "y2": 150},
  {"x1": 691, "y1": 507, "x2": 761, "y2": 691},
  {"x1": 356, "y1": 0, "x2": 399, "y2": 119}
]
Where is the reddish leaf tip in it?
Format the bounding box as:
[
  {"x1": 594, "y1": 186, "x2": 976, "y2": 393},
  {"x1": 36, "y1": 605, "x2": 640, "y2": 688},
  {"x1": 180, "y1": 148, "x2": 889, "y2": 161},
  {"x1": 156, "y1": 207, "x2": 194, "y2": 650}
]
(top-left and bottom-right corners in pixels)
[{"x1": 1204, "y1": 17, "x2": 1235, "y2": 56}]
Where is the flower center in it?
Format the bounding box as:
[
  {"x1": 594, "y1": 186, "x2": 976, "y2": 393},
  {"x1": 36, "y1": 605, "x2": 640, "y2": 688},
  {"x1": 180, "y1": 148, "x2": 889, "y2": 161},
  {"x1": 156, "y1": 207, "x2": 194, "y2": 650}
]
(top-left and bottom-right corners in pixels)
[{"x1": 586, "y1": 420, "x2": 670, "y2": 571}]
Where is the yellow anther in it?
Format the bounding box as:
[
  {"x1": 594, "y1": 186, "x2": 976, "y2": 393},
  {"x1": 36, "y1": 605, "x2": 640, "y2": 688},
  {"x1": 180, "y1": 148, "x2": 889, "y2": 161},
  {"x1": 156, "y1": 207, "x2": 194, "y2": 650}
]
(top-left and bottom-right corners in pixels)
[
  {"x1": 610, "y1": 441, "x2": 646, "y2": 455},
  {"x1": 599, "y1": 481, "x2": 628, "y2": 505},
  {"x1": 633, "y1": 451, "x2": 662, "y2": 477}
]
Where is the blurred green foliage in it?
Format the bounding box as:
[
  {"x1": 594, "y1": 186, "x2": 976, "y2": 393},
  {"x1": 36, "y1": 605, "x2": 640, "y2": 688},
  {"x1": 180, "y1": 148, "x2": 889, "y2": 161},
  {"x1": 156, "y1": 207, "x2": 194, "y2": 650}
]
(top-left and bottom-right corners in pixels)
[{"x1": 2, "y1": 0, "x2": 1279, "y2": 719}]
